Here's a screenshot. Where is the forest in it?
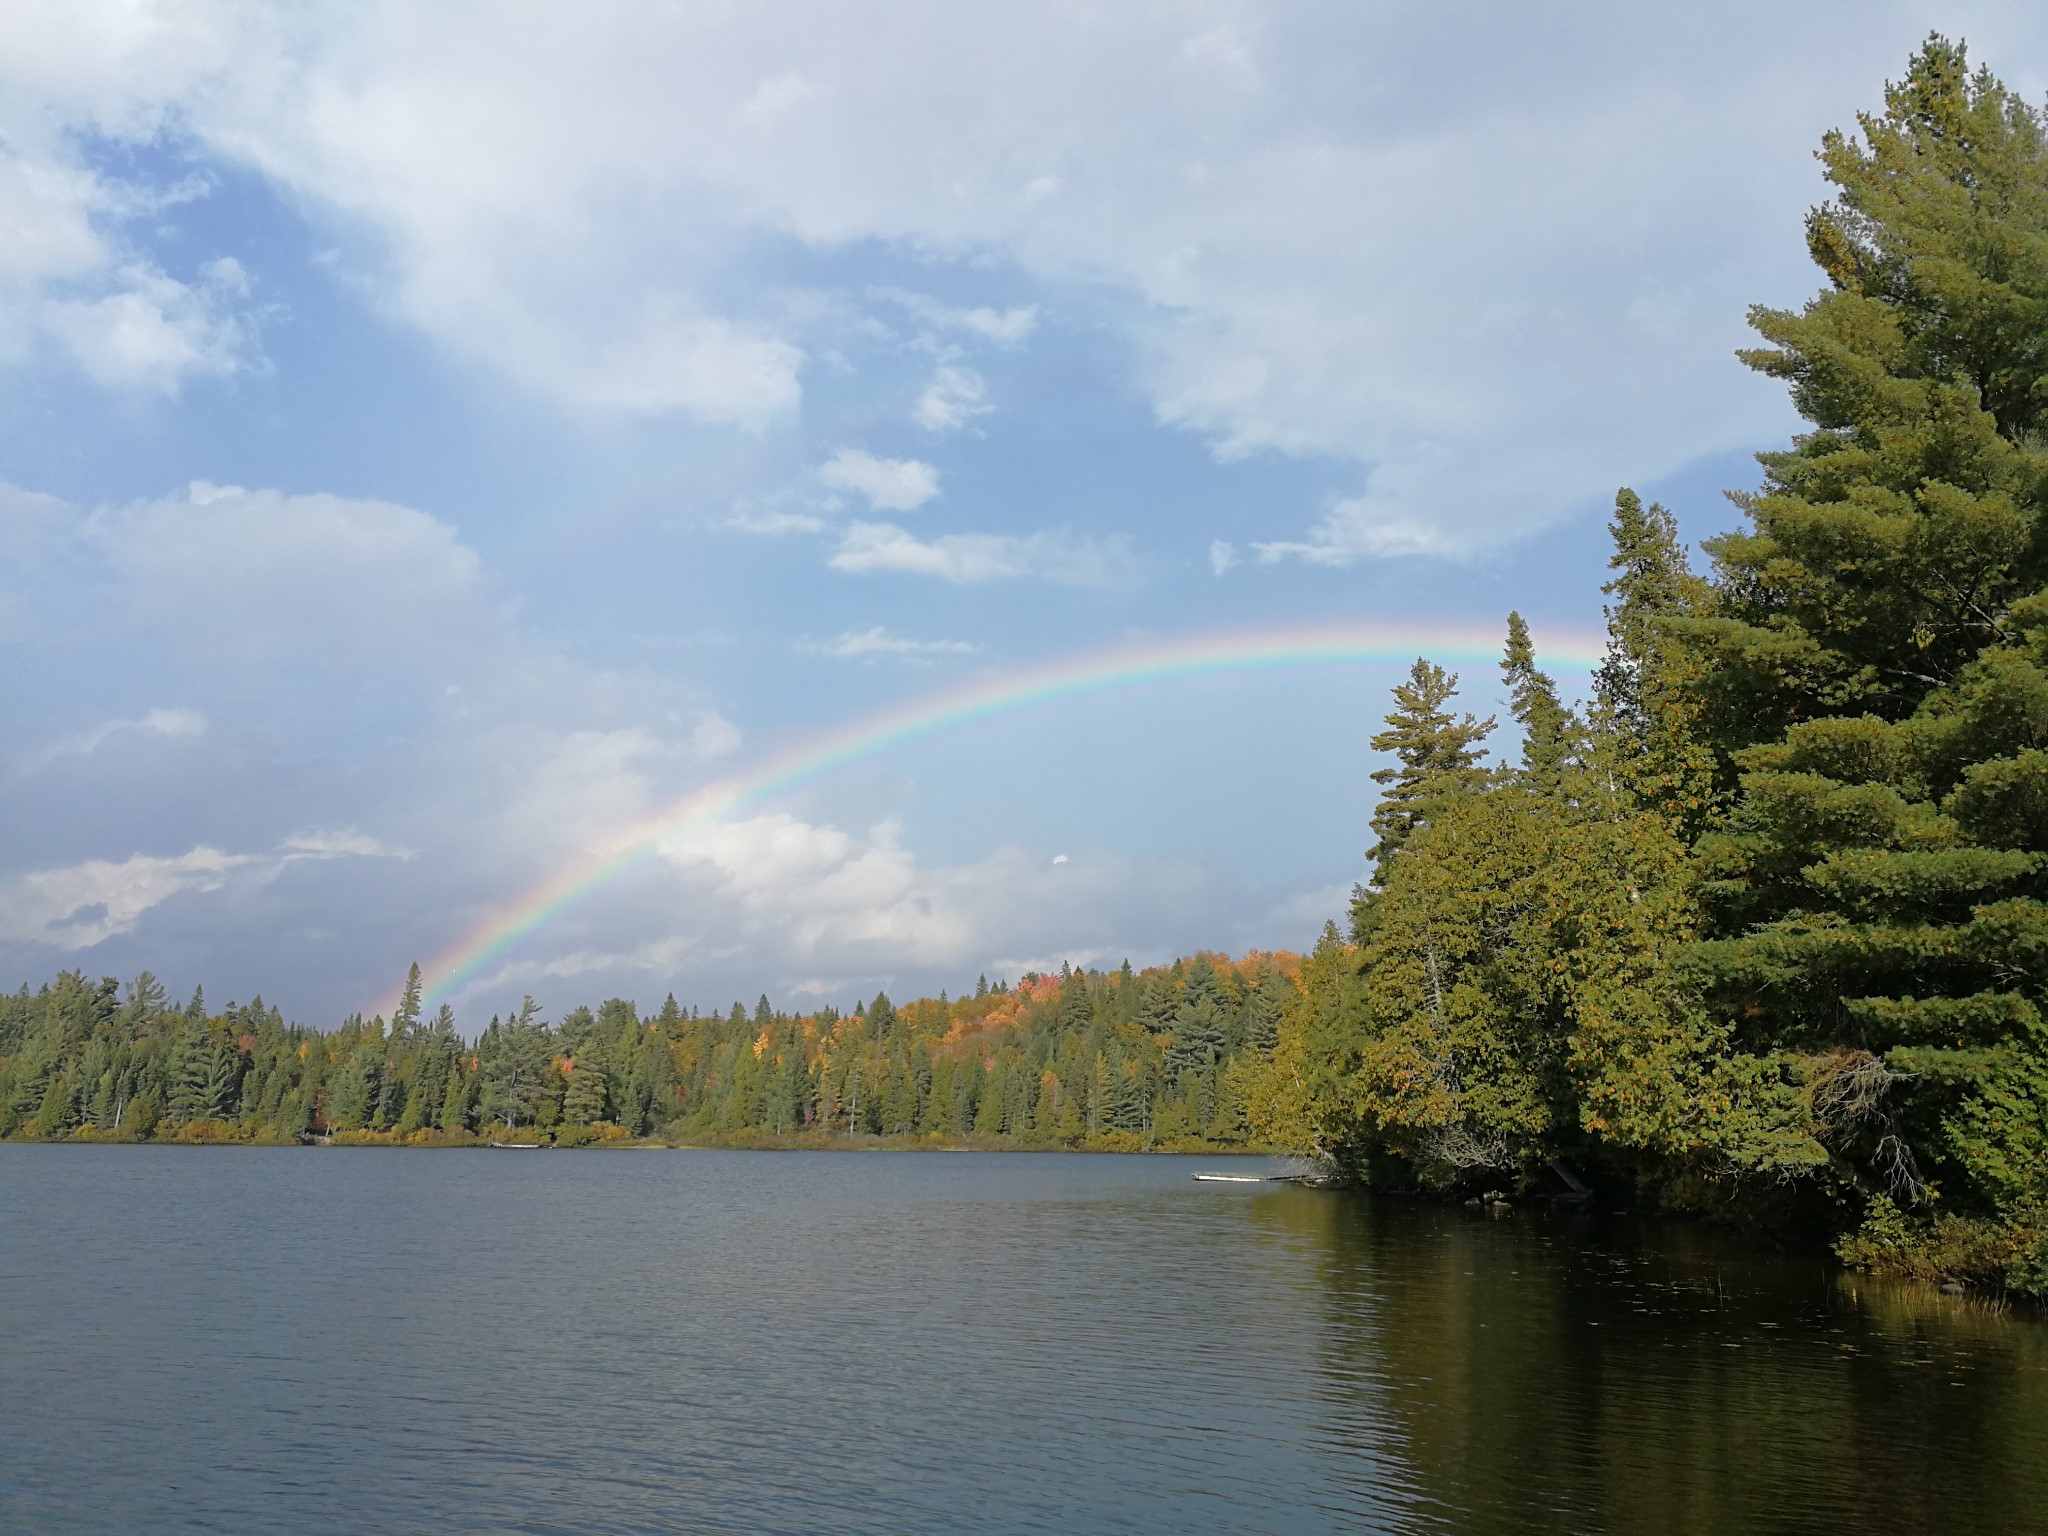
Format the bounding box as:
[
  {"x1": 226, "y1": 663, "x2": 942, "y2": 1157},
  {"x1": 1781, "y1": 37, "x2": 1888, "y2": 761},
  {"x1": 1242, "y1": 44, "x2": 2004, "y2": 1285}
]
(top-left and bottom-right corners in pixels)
[
  {"x1": 4, "y1": 39, "x2": 2046, "y2": 1297},
  {"x1": 0, "y1": 954, "x2": 1297, "y2": 1153}
]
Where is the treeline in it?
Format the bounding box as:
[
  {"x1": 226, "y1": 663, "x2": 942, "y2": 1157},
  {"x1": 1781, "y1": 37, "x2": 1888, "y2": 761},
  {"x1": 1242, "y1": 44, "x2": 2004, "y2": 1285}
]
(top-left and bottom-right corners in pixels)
[
  {"x1": 0, "y1": 954, "x2": 1297, "y2": 1151},
  {"x1": 1238, "y1": 38, "x2": 2048, "y2": 1296}
]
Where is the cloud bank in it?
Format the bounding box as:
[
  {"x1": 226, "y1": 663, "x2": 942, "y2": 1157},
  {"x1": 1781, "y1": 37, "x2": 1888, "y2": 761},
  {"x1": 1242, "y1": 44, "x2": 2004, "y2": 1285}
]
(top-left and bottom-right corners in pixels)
[
  {"x1": 0, "y1": 476, "x2": 1323, "y2": 1019},
  {"x1": 9, "y1": 2, "x2": 2032, "y2": 550}
]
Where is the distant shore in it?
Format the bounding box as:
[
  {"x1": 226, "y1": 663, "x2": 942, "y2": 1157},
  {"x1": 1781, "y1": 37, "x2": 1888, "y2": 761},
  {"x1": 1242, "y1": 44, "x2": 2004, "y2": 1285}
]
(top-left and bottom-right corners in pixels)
[{"x1": 3, "y1": 1125, "x2": 1283, "y2": 1155}]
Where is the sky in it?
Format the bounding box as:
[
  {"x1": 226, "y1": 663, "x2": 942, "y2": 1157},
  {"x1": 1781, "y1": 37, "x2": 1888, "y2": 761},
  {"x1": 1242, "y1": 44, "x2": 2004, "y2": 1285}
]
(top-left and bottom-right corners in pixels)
[{"x1": 4, "y1": 1, "x2": 2044, "y2": 1026}]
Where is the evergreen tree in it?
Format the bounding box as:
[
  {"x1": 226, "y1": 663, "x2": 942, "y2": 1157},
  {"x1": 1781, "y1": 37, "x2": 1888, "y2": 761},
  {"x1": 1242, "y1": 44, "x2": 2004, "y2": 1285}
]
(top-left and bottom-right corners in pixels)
[
  {"x1": 1501, "y1": 611, "x2": 1575, "y2": 779},
  {"x1": 867, "y1": 992, "x2": 898, "y2": 1047},
  {"x1": 437, "y1": 1063, "x2": 473, "y2": 1133},
  {"x1": 1241, "y1": 970, "x2": 1292, "y2": 1054},
  {"x1": 1673, "y1": 37, "x2": 2048, "y2": 1279},
  {"x1": 1355, "y1": 661, "x2": 1494, "y2": 937},
  {"x1": 478, "y1": 998, "x2": 549, "y2": 1133},
  {"x1": 389, "y1": 963, "x2": 423, "y2": 1042},
  {"x1": 122, "y1": 972, "x2": 168, "y2": 1033},
  {"x1": 1056, "y1": 969, "x2": 1093, "y2": 1033},
  {"x1": 1166, "y1": 957, "x2": 1228, "y2": 1078},
  {"x1": 563, "y1": 1060, "x2": 611, "y2": 1126},
  {"x1": 1598, "y1": 490, "x2": 1716, "y2": 826}
]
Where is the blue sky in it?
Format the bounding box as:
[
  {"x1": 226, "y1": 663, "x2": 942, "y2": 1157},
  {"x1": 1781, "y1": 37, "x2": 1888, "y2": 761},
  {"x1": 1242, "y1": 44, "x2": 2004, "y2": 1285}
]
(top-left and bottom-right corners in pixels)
[{"x1": 4, "y1": 2, "x2": 2041, "y2": 1023}]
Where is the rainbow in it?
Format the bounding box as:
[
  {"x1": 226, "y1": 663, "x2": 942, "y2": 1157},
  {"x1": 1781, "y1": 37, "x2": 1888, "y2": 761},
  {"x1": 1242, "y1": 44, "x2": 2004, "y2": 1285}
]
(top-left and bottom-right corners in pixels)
[{"x1": 410, "y1": 619, "x2": 1606, "y2": 1011}]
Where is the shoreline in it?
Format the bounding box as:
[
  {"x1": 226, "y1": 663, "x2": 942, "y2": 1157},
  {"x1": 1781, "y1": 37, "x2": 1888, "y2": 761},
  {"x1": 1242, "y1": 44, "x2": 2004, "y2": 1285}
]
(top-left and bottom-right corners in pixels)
[{"x1": 0, "y1": 1129, "x2": 1285, "y2": 1156}]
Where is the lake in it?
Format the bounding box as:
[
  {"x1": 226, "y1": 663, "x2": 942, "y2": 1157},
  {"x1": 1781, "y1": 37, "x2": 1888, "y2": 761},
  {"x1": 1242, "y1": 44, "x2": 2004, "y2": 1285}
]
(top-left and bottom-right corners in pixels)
[{"x1": 1, "y1": 1146, "x2": 2043, "y2": 1534}]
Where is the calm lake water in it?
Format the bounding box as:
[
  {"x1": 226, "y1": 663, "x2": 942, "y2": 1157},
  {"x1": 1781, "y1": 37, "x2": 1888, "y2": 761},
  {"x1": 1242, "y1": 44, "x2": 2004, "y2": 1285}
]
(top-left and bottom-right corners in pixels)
[{"x1": 1, "y1": 1147, "x2": 2044, "y2": 1534}]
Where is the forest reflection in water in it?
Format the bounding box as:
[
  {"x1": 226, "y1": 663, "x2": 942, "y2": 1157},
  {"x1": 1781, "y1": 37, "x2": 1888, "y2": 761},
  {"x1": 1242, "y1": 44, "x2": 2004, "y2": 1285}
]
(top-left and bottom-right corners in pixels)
[
  {"x1": 0, "y1": 1147, "x2": 2042, "y2": 1535},
  {"x1": 1256, "y1": 1188, "x2": 2048, "y2": 1534}
]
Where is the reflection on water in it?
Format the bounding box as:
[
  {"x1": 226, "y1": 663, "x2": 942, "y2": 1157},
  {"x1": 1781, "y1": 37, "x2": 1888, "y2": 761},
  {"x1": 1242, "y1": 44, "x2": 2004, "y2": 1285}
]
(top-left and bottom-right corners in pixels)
[
  {"x1": 0, "y1": 1147, "x2": 2041, "y2": 1534},
  {"x1": 1263, "y1": 1193, "x2": 2048, "y2": 1534}
]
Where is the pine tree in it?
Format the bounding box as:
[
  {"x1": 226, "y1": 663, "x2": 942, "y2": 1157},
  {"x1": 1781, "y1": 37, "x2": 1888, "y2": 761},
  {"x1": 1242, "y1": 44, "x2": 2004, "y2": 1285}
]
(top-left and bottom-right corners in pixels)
[
  {"x1": 1674, "y1": 37, "x2": 2048, "y2": 1278},
  {"x1": 122, "y1": 972, "x2": 168, "y2": 1033},
  {"x1": 1166, "y1": 956, "x2": 1228, "y2": 1078},
  {"x1": 478, "y1": 997, "x2": 548, "y2": 1133}
]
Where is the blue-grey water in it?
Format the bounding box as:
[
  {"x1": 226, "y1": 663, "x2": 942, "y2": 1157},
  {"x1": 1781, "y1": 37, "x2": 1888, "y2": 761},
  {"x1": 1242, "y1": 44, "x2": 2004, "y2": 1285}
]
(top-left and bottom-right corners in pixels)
[{"x1": 2, "y1": 1148, "x2": 2044, "y2": 1534}]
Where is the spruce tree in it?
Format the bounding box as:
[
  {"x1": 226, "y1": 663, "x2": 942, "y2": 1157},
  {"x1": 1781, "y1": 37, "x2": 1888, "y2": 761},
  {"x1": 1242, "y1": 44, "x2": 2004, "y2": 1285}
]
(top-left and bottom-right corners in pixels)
[
  {"x1": 1365, "y1": 660, "x2": 1494, "y2": 878},
  {"x1": 389, "y1": 963, "x2": 423, "y2": 1042},
  {"x1": 1055, "y1": 969, "x2": 1094, "y2": 1033},
  {"x1": 1501, "y1": 611, "x2": 1575, "y2": 779},
  {"x1": 1597, "y1": 489, "x2": 1717, "y2": 833},
  {"x1": 437, "y1": 1063, "x2": 472, "y2": 1133},
  {"x1": 1241, "y1": 971, "x2": 1291, "y2": 1055},
  {"x1": 1354, "y1": 661, "x2": 1494, "y2": 940},
  {"x1": 563, "y1": 1060, "x2": 610, "y2": 1126}
]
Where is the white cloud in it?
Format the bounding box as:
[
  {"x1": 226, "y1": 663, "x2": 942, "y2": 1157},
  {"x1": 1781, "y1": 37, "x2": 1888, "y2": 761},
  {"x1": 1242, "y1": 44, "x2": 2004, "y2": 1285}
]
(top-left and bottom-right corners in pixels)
[
  {"x1": 1255, "y1": 483, "x2": 1507, "y2": 562},
  {"x1": 450, "y1": 808, "x2": 1309, "y2": 1011},
  {"x1": 1254, "y1": 882, "x2": 1354, "y2": 935},
  {"x1": 829, "y1": 521, "x2": 1124, "y2": 584},
  {"x1": 0, "y1": 154, "x2": 105, "y2": 289},
  {"x1": 784, "y1": 975, "x2": 850, "y2": 999},
  {"x1": 690, "y1": 712, "x2": 743, "y2": 760},
  {"x1": 0, "y1": 62, "x2": 265, "y2": 393},
  {"x1": 280, "y1": 829, "x2": 413, "y2": 860},
  {"x1": 727, "y1": 506, "x2": 827, "y2": 536},
  {"x1": 816, "y1": 625, "x2": 978, "y2": 660},
  {"x1": 38, "y1": 262, "x2": 258, "y2": 391},
  {"x1": 500, "y1": 309, "x2": 801, "y2": 424},
  {"x1": 1208, "y1": 539, "x2": 1237, "y2": 576},
  {"x1": 667, "y1": 815, "x2": 971, "y2": 963},
  {"x1": 0, "y1": 847, "x2": 255, "y2": 949},
  {"x1": 817, "y1": 447, "x2": 940, "y2": 512},
  {"x1": 1, "y1": 467, "x2": 1328, "y2": 1026},
  {"x1": 1, "y1": 472, "x2": 1348, "y2": 1017},
  {"x1": 950, "y1": 306, "x2": 1036, "y2": 344},
  {"x1": 912, "y1": 365, "x2": 989, "y2": 432},
  {"x1": 201, "y1": 255, "x2": 251, "y2": 296},
  {"x1": 2, "y1": 477, "x2": 752, "y2": 1003},
  {"x1": 991, "y1": 948, "x2": 1113, "y2": 979},
  {"x1": 11, "y1": 1, "x2": 2011, "y2": 541},
  {"x1": 877, "y1": 289, "x2": 1037, "y2": 345},
  {"x1": 741, "y1": 70, "x2": 813, "y2": 124},
  {"x1": 24, "y1": 706, "x2": 205, "y2": 769},
  {"x1": 90, "y1": 481, "x2": 494, "y2": 663},
  {"x1": 0, "y1": 831, "x2": 402, "y2": 950},
  {"x1": 0, "y1": 483, "x2": 67, "y2": 556}
]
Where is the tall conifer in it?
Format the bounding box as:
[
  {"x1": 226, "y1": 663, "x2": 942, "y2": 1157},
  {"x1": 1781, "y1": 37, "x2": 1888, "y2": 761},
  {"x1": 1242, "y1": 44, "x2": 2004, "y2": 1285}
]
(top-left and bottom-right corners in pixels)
[
  {"x1": 1501, "y1": 612, "x2": 1575, "y2": 779},
  {"x1": 1679, "y1": 37, "x2": 2048, "y2": 1278}
]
